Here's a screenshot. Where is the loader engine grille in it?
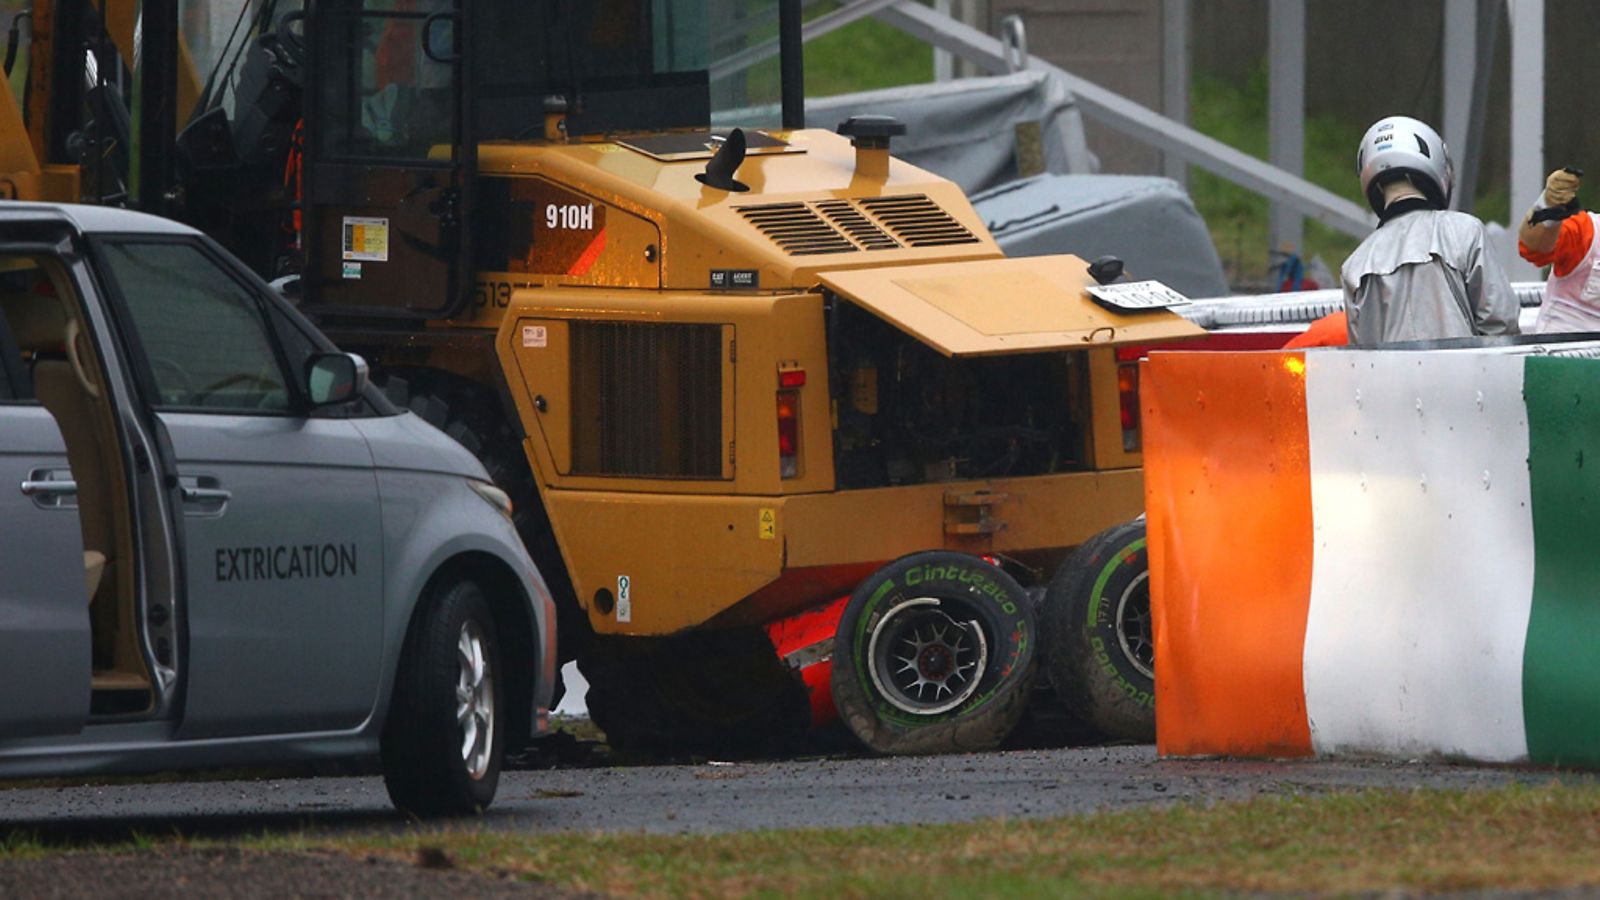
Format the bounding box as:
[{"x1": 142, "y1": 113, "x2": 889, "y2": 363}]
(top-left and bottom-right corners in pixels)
[
  {"x1": 814, "y1": 200, "x2": 899, "y2": 250},
  {"x1": 736, "y1": 203, "x2": 857, "y2": 255},
  {"x1": 570, "y1": 322, "x2": 724, "y2": 479},
  {"x1": 735, "y1": 195, "x2": 978, "y2": 255},
  {"x1": 857, "y1": 195, "x2": 979, "y2": 247}
]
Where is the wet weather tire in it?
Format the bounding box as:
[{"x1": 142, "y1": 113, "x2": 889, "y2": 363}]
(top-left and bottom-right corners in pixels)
[
  {"x1": 832, "y1": 551, "x2": 1037, "y2": 756},
  {"x1": 381, "y1": 579, "x2": 504, "y2": 816},
  {"x1": 1040, "y1": 519, "x2": 1155, "y2": 743}
]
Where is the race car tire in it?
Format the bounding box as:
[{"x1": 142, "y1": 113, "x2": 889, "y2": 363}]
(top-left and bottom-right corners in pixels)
[
  {"x1": 832, "y1": 551, "x2": 1037, "y2": 756},
  {"x1": 382, "y1": 578, "x2": 504, "y2": 816},
  {"x1": 378, "y1": 368, "x2": 588, "y2": 664},
  {"x1": 1040, "y1": 519, "x2": 1155, "y2": 743}
]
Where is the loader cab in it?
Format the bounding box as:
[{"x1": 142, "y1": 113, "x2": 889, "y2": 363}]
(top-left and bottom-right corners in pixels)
[{"x1": 299, "y1": 0, "x2": 717, "y2": 318}]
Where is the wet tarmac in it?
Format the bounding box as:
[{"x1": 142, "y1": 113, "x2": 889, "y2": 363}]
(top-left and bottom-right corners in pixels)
[{"x1": 0, "y1": 744, "x2": 1586, "y2": 842}]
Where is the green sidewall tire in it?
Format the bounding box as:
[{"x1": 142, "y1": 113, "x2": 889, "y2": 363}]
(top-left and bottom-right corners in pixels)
[
  {"x1": 381, "y1": 580, "x2": 504, "y2": 816},
  {"x1": 832, "y1": 551, "x2": 1037, "y2": 756},
  {"x1": 1041, "y1": 519, "x2": 1155, "y2": 743}
]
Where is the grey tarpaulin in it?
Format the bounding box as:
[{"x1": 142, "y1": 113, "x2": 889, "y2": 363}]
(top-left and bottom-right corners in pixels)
[
  {"x1": 713, "y1": 71, "x2": 1096, "y2": 194},
  {"x1": 971, "y1": 173, "x2": 1230, "y2": 298}
]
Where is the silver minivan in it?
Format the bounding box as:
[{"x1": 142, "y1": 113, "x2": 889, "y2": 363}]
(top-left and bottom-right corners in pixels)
[{"x1": 0, "y1": 202, "x2": 556, "y2": 815}]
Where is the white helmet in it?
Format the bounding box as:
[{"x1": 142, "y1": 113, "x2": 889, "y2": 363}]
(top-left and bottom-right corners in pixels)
[{"x1": 1356, "y1": 116, "x2": 1454, "y2": 214}]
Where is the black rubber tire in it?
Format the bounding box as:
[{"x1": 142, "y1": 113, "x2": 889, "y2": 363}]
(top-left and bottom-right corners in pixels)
[
  {"x1": 381, "y1": 579, "x2": 504, "y2": 816},
  {"x1": 832, "y1": 551, "x2": 1037, "y2": 756},
  {"x1": 580, "y1": 629, "x2": 811, "y2": 759},
  {"x1": 1040, "y1": 519, "x2": 1155, "y2": 743},
  {"x1": 377, "y1": 368, "x2": 589, "y2": 663}
]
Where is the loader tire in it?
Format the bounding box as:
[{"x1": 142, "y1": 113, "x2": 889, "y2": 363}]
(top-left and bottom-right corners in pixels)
[
  {"x1": 832, "y1": 551, "x2": 1036, "y2": 756},
  {"x1": 581, "y1": 629, "x2": 811, "y2": 759},
  {"x1": 1040, "y1": 519, "x2": 1155, "y2": 743}
]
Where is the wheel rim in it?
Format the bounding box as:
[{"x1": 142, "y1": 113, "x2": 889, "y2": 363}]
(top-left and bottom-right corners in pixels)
[
  {"x1": 456, "y1": 619, "x2": 496, "y2": 780},
  {"x1": 866, "y1": 598, "x2": 989, "y2": 716},
  {"x1": 1115, "y1": 571, "x2": 1154, "y2": 680}
]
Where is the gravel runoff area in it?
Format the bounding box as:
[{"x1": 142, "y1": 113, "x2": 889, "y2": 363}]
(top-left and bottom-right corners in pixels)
[{"x1": 0, "y1": 744, "x2": 1592, "y2": 897}]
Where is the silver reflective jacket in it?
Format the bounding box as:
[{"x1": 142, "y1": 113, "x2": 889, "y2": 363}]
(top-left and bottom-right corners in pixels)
[{"x1": 1341, "y1": 208, "x2": 1519, "y2": 345}]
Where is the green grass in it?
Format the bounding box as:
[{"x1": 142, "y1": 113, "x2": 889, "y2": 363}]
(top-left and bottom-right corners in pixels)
[
  {"x1": 12, "y1": 781, "x2": 1600, "y2": 897},
  {"x1": 1188, "y1": 68, "x2": 1368, "y2": 289},
  {"x1": 721, "y1": 1, "x2": 933, "y2": 112}
]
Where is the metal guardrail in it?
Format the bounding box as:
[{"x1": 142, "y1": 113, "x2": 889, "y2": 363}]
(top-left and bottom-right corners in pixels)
[
  {"x1": 1180, "y1": 282, "x2": 1548, "y2": 330},
  {"x1": 871, "y1": 1, "x2": 1376, "y2": 239}
]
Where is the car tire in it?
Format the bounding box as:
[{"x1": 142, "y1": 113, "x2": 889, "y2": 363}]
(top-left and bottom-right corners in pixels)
[
  {"x1": 1040, "y1": 519, "x2": 1155, "y2": 743},
  {"x1": 381, "y1": 579, "x2": 504, "y2": 816},
  {"x1": 831, "y1": 551, "x2": 1036, "y2": 756}
]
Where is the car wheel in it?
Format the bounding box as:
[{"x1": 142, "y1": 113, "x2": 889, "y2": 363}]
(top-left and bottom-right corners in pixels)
[
  {"x1": 1040, "y1": 519, "x2": 1155, "y2": 743},
  {"x1": 831, "y1": 551, "x2": 1036, "y2": 755},
  {"x1": 381, "y1": 579, "x2": 503, "y2": 816}
]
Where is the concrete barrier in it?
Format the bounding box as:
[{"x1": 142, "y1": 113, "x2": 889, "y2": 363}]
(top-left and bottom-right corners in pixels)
[{"x1": 1143, "y1": 348, "x2": 1600, "y2": 768}]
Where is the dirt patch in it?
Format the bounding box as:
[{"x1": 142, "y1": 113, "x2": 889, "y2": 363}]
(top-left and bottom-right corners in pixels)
[{"x1": 0, "y1": 847, "x2": 590, "y2": 899}]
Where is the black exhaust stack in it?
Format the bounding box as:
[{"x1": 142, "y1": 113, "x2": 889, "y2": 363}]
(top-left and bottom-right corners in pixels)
[{"x1": 779, "y1": 0, "x2": 805, "y2": 130}]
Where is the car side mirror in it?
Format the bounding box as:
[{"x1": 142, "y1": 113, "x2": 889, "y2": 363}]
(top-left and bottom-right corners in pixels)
[{"x1": 305, "y1": 352, "x2": 369, "y2": 407}]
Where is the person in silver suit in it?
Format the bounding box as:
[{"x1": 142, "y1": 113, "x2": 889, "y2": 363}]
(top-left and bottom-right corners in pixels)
[{"x1": 1340, "y1": 116, "x2": 1518, "y2": 345}]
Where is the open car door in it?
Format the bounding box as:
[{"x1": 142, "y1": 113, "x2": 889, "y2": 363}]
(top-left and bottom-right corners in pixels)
[
  {"x1": 815, "y1": 255, "x2": 1205, "y2": 356},
  {"x1": 302, "y1": 0, "x2": 472, "y2": 318}
]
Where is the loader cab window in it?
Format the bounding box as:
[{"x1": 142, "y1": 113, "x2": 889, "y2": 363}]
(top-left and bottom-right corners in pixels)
[
  {"x1": 473, "y1": 0, "x2": 711, "y2": 137},
  {"x1": 315, "y1": 0, "x2": 458, "y2": 160}
]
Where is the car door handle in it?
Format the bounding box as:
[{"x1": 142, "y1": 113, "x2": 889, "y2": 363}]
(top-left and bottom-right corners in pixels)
[
  {"x1": 20, "y1": 468, "x2": 78, "y2": 509},
  {"x1": 20, "y1": 479, "x2": 78, "y2": 496},
  {"x1": 180, "y1": 486, "x2": 232, "y2": 503}
]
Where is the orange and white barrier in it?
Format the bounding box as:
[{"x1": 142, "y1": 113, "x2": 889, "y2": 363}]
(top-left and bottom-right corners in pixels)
[{"x1": 1143, "y1": 347, "x2": 1600, "y2": 767}]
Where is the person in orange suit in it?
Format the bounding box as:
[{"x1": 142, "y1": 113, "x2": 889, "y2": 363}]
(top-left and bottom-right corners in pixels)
[
  {"x1": 1283, "y1": 310, "x2": 1349, "y2": 349},
  {"x1": 1517, "y1": 168, "x2": 1600, "y2": 332}
]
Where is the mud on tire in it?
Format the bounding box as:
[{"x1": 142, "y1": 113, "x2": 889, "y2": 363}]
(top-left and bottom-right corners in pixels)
[
  {"x1": 1040, "y1": 518, "x2": 1154, "y2": 743},
  {"x1": 832, "y1": 551, "x2": 1036, "y2": 756}
]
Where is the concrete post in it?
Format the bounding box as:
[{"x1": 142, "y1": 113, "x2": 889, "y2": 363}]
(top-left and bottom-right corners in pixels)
[
  {"x1": 1507, "y1": 0, "x2": 1544, "y2": 279},
  {"x1": 1442, "y1": 0, "x2": 1477, "y2": 209},
  {"x1": 1161, "y1": 0, "x2": 1190, "y2": 188},
  {"x1": 1268, "y1": 0, "x2": 1306, "y2": 255}
]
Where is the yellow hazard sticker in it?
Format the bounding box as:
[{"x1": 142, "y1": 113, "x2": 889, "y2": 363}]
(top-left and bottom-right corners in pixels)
[
  {"x1": 758, "y1": 507, "x2": 776, "y2": 540},
  {"x1": 341, "y1": 216, "x2": 389, "y2": 262}
]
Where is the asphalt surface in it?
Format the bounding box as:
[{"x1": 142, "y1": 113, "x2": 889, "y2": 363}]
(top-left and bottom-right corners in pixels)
[{"x1": 1, "y1": 744, "x2": 1588, "y2": 843}]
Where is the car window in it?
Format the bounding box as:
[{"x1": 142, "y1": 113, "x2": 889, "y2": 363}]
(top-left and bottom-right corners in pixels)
[{"x1": 97, "y1": 241, "x2": 294, "y2": 414}]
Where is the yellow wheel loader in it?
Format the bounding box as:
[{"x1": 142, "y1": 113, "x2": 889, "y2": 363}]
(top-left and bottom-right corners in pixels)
[{"x1": 6, "y1": 0, "x2": 1203, "y2": 756}]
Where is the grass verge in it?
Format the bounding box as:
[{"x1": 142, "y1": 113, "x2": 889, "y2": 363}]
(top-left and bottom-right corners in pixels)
[{"x1": 11, "y1": 781, "x2": 1594, "y2": 897}]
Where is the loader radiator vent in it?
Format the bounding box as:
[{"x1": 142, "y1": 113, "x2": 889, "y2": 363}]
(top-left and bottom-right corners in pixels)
[
  {"x1": 814, "y1": 200, "x2": 900, "y2": 250},
  {"x1": 736, "y1": 202, "x2": 856, "y2": 256},
  {"x1": 857, "y1": 194, "x2": 980, "y2": 247},
  {"x1": 569, "y1": 322, "x2": 724, "y2": 479}
]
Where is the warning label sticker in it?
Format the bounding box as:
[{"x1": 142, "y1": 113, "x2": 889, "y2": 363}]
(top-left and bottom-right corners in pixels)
[
  {"x1": 522, "y1": 325, "x2": 548, "y2": 348},
  {"x1": 758, "y1": 508, "x2": 776, "y2": 540},
  {"x1": 341, "y1": 217, "x2": 390, "y2": 262}
]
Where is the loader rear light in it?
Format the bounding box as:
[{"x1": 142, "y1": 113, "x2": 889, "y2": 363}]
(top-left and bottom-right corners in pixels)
[
  {"x1": 777, "y1": 388, "x2": 801, "y2": 478},
  {"x1": 1118, "y1": 362, "x2": 1141, "y2": 452},
  {"x1": 779, "y1": 368, "x2": 808, "y2": 388}
]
